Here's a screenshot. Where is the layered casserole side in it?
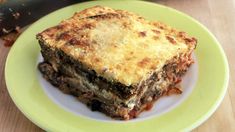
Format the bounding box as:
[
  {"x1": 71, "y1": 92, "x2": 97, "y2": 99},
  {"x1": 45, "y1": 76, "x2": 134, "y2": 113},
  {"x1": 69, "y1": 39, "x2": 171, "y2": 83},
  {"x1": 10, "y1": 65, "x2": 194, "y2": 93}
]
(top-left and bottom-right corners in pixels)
[{"x1": 37, "y1": 6, "x2": 197, "y2": 120}]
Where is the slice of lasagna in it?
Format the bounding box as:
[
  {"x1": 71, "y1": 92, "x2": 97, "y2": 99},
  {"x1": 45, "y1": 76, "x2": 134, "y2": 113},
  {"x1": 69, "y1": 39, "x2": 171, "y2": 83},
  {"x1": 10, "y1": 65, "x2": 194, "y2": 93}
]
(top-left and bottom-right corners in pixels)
[{"x1": 37, "y1": 6, "x2": 197, "y2": 120}]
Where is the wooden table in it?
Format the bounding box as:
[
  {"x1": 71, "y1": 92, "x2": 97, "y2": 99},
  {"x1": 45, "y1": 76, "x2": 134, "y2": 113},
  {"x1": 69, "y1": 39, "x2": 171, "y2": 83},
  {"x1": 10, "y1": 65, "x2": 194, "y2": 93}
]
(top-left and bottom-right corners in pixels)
[{"x1": 0, "y1": 0, "x2": 235, "y2": 131}]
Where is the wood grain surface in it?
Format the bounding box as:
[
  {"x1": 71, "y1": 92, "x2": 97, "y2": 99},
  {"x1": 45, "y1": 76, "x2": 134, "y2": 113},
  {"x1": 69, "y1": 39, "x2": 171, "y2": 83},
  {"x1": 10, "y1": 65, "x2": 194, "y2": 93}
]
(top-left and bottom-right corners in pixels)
[{"x1": 0, "y1": 0, "x2": 234, "y2": 131}]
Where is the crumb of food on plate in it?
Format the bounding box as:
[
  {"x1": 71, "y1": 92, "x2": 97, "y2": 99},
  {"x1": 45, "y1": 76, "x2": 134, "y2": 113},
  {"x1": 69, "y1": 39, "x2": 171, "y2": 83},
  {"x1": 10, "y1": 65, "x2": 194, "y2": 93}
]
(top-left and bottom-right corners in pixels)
[
  {"x1": 2, "y1": 28, "x2": 11, "y2": 34},
  {"x1": 36, "y1": 6, "x2": 197, "y2": 120},
  {"x1": 8, "y1": 8, "x2": 13, "y2": 12},
  {"x1": 1, "y1": 26, "x2": 21, "y2": 47},
  {"x1": 12, "y1": 12, "x2": 20, "y2": 19}
]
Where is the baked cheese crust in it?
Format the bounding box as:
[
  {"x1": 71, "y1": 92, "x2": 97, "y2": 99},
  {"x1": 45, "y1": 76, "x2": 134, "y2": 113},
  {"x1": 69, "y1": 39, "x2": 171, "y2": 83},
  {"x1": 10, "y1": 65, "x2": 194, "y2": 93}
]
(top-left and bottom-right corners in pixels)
[{"x1": 37, "y1": 6, "x2": 196, "y2": 86}]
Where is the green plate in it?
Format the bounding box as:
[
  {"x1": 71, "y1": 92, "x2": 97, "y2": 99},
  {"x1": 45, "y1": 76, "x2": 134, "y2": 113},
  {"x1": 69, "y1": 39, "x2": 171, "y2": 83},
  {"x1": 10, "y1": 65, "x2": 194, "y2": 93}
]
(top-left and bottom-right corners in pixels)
[{"x1": 5, "y1": 1, "x2": 229, "y2": 131}]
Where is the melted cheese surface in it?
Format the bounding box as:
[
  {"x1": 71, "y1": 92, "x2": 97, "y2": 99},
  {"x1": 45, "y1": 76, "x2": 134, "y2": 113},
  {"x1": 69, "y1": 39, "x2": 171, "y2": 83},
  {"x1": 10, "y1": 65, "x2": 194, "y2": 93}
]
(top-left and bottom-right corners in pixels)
[{"x1": 37, "y1": 6, "x2": 196, "y2": 86}]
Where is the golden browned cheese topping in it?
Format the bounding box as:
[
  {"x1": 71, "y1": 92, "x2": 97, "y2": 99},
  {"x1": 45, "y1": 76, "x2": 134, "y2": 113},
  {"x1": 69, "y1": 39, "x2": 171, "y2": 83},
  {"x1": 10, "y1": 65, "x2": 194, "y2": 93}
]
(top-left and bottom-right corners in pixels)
[{"x1": 37, "y1": 6, "x2": 197, "y2": 86}]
